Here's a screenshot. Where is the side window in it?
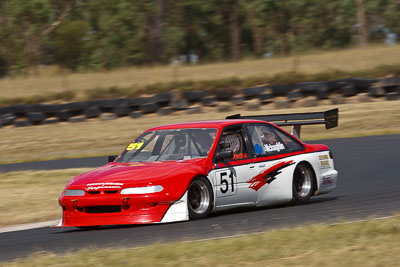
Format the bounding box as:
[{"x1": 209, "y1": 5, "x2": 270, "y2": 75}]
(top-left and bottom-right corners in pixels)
[
  {"x1": 246, "y1": 125, "x2": 303, "y2": 156},
  {"x1": 217, "y1": 128, "x2": 248, "y2": 161},
  {"x1": 272, "y1": 127, "x2": 304, "y2": 152}
]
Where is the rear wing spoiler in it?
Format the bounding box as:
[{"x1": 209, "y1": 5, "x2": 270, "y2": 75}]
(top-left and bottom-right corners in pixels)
[{"x1": 225, "y1": 108, "x2": 338, "y2": 139}]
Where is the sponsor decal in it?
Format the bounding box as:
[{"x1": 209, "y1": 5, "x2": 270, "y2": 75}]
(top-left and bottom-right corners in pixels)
[
  {"x1": 247, "y1": 160, "x2": 295, "y2": 191},
  {"x1": 264, "y1": 142, "x2": 285, "y2": 152},
  {"x1": 319, "y1": 155, "x2": 329, "y2": 160},
  {"x1": 86, "y1": 182, "x2": 124, "y2": 191},
  {"x1": 322, "y1": 176, "x2": 334, "y2": 186},
  {"x1": 319, "y1": 154, "x2": 331, "y2": 170}
]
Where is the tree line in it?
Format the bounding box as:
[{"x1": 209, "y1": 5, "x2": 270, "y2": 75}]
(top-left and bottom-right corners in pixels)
[{"x1": 0, "y1": 0, "x2": 399, "y2": 75}]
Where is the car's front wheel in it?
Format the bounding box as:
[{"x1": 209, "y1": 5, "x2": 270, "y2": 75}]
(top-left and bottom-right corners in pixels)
[
  {"x1": 292, "y1": 163, "x2": 315, "y2": 205},
  {"x1": 188, "y1": 177, "x2": 213, "y2": 220}
]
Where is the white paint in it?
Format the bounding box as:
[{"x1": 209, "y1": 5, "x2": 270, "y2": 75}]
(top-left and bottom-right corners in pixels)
[
  {"x1": 0, "y1": 220, "x2": 60, "y2": 234},
  {"x1": 160, "y1": 191, "x2": 189, "y2": 223},
  {"x1": 210, "y1": 163, "x2": 258, "y2": 211}
]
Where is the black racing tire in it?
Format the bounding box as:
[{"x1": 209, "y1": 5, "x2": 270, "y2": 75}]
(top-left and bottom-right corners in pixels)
[
  {"x1": 292, "y1": 163, "x2": 315, "y2": 205},
  {"x1": 188, "y1": 177, "x2": 213, "y2": 220}
]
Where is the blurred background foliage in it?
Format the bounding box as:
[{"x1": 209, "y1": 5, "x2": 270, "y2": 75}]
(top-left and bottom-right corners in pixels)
[{"x1": 0, "y1": 0, "x2": 399, "y2": 76}]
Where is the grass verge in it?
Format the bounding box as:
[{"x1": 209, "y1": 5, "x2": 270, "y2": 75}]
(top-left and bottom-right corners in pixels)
[
  {"x1": 0, "y1": 100, "x2": 399, "y2": 164},
  {"x1": 1, "y1": 45, "x2": 400, "y2": 104},
  {"x1": 0, "y1": 168, "x2": 91, "y2": 227},
  {"x1": 2, "y1": 216, "x2": 400, "y2": 266}
]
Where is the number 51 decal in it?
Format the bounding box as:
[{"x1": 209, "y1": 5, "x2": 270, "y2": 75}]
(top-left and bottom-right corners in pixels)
[{"x1": 215, "y1": 170, "x2": 237, "y2": 198}]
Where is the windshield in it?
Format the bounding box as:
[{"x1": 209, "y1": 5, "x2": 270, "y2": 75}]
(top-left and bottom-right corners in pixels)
[{"x1": 117, "y1": 128, "x2": 218, "y2": 162}]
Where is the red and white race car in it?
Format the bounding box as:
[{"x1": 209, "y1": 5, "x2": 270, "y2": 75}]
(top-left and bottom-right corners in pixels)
[{"x1": 57, "y1": 109, "x2": 339, "y2": 227}]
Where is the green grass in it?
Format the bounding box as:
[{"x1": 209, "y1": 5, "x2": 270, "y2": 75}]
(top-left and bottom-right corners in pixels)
[
  {"x1": 0, "y1": 100, "x2": 399, "y2": 164},
  {"x1": 2, "y1": 216, "x2": 400, "y2": 266},
  {"x1": 1, "y1": 45, "x2": 400, "y2": 105}
]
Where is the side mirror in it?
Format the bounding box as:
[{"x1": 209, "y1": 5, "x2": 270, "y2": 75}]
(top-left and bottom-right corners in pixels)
[
  {"x1": 215, "y1": 150, "x2": 233, "y2": 161},
  {"x1": 108, "y1": 155, "x2": 117, "y2": 163}
]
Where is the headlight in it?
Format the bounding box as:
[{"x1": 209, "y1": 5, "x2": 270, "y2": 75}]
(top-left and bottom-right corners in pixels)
[
  {"x1": 120, "y1": 185, "x2": 163, "y2": 195},
  {"x1": 64, "y1": 189, "x2": 85, "y2": 196}
]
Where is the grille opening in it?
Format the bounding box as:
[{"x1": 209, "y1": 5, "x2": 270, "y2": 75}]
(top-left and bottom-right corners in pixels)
[
  {"x1": 87, "y1": 191, "x2": 100, "y2": 195},
  {"x1": 104, "y1": 190, "x2": 118, "y2": 194},
  {"x1": 76, "y1": 207, "x2": 84, "y2": 212},
  {"x1": 85, "y1": 205, "x2": 122, "y2": 213}
]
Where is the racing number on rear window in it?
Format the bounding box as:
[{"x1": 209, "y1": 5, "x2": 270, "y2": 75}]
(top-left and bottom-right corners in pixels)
[
  {"x1": 216, "y1": 170, "x2": 237, "y2": 197},
  {"x1": 126, "y1": 142, "x2": 144, "y2": 151}
]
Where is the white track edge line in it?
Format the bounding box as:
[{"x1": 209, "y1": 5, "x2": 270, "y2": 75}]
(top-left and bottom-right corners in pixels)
[{"x1": 0, "y1": 220, "x2": 59, "y2": 234}]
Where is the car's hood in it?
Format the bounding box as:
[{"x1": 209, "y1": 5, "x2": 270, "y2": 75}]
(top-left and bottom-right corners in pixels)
[{"x1": 67, "y1": 159, "x2": 207, "y2": 189}]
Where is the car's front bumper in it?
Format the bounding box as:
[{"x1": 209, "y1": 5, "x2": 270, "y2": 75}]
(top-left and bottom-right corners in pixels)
[{"x1": 56, "y1": 192, "x2": 188, "y2": 227}]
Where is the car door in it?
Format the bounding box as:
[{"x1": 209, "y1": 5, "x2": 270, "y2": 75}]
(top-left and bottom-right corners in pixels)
[
  {"x1": 245, "y1": 124, "x2": 305, "y2": 206},
  {"x1": 211, "y1": 125, "x2": 258, "y2": 210}
]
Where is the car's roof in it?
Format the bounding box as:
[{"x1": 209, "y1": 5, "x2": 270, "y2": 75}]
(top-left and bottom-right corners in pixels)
[{"x1": 147, "y1": 119, "x2": 270, "y2": 131}]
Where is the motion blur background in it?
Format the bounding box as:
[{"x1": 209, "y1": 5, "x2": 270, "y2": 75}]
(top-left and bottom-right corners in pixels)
[{"x1": 0, "y1": 0, "x2": 399, "y2": 75}]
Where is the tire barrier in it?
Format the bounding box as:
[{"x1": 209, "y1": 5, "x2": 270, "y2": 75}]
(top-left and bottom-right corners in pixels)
[
  {"x1": 84, "y1": 107, "x2": 102, "y2": 118},
  {"x1": 130, "y1": 111, "x2": 144, "y2": 118},
  {"x1": 0, "y1": 76, "x2": 399, "y2": 128},
  {"x1": 315, "y1": 87, "x2": 331, "y2": 99},
  {"x1": 349, "y1": 78, "x2": 378, "y2": 89},
  {"x1": 14, "y1": 119, "x2": 32, "y2": 127},
  {"x1": 56, "y1": 110, "x2": 71, "y2": 121},
  {"x1": 270, "y1": 84, "x2": 294, "y2": 96},
  {"x1": 96, "y1": 98, "x2": 126, "y2": 112},
  {"x1": 242, "y1": 86, "x2": 267, "y2": 99},
  {"x1": 27, "y1": 112, "x2": 46, "y2": 125},
  {"x1": 42, "y1": 104, "x2": 62, "y2": 118},
  {"x1": 340, "y1": 85, "x2": 357, "y2": 97},
  {"x1": 68, "y1": 116, "x2": 87, "y2": 123},
  {"x1": 214, "y1": 87, "x2": 236, "y2": 101},
  {"x1": 298, "y1": 82, "x2": 326, "y2": 94},
  {"x1": 0, "y1": 113, "x2": 16, "y2": 126},
  {"x1": 258, "y1": 93, "x2": 273, "y2": 103},
  {"x1": 112, "y1": 106, "x2": 132, "y2": 117},
  {"x1": 154, "y1": 93, "x2": 173, "y2": 107},
  {"x1": 287, "y1": 90, "x2": 303, "y2": 101},
  {"x1": 140, "y1": 102, "x2": 160, "y2": 113},
  {"x1": 386, "y1": 92, "x2": 400, "y2": 101},
  {"x1": 183, "y1": 90, "x2": 206, "y2": 103},
  {"x1": 368, "y1": 86, "x2": 385, "y2": 97}
]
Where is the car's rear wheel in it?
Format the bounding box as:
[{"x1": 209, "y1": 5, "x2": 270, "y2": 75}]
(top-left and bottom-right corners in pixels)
[
  {"x1": 292, "y1": 163, "x2": 315, "y2": 205},
  {"x1": 188, "y1": 177, "x2": 213, "y2": 220}
]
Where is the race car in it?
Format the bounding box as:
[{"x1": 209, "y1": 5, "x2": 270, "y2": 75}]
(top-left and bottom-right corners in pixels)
[{"x1": 57, "y1": 108, "x2": 339, "y2": 227}]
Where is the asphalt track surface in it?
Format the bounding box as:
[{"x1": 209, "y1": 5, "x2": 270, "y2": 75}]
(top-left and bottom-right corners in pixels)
[{"x1": 1, "y1": 134, "x2": 399, "y2": 262}]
